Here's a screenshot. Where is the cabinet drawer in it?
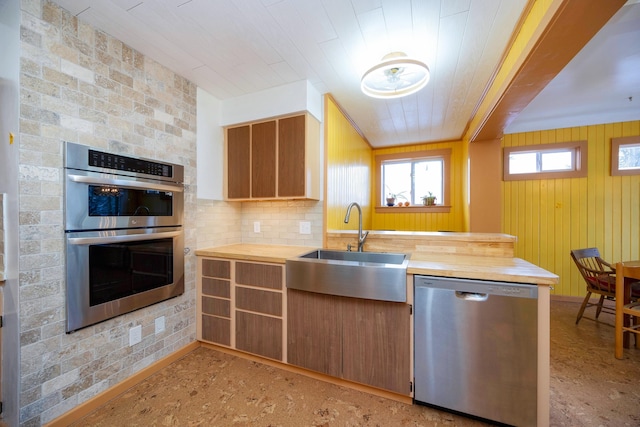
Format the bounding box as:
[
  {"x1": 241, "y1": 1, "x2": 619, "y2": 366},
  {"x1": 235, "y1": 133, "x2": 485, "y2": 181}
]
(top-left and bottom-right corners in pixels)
[
  {"x1": 202, "y1": 259, "x2": 230, "y2": 279},
  {"x1": 202, "y1": 296, "x2": 230, "y2": 318},
  {"x1": 236, "y1": 262, "x2": 282, "y2": 290},
  {"x1": 236, "y1": 311, "x2": 282, "y2": 360},
  {"x1": 236, "y1": 287, "x2": 282, "y2": 316},
  {"x1": 202, "y1": 277, "x2": 230, "y2": 298},
  {"x1": 201, "y1": 315, "x2": 230, "y2": 346}
]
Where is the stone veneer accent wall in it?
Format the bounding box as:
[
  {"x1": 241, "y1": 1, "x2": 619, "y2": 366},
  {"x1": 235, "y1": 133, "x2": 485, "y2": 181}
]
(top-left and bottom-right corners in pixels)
[{"x1": 18, "y1": 1, "x2": 197, "y2": 424}]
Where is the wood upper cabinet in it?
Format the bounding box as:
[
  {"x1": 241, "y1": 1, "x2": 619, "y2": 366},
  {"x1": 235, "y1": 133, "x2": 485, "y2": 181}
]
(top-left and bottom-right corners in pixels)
[
  {"x1": 287, "y1": 289, "x2": 412, "y2": 395},
  {"x1": 226, "y1": 125, "x2": 251, "y2": 199},
  {"x1": 251, "y1": 120, "x2": 277, "y2": 198},
  {"x1": 224, "y1": 113, "x2": 320, "y2": 200},
  {"x1": 278, "y1": 115, "x2": 305, "y2": 198}
]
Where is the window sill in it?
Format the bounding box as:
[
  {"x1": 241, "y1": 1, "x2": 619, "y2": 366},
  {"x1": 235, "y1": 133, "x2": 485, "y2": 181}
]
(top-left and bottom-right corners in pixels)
[{"x1": 375, "y1": 205, "x2": 451, "y2": 214}]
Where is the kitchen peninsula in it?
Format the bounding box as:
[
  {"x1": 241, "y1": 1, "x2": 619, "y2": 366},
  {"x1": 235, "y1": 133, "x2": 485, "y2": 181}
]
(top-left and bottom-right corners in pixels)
[{"x1": 195, "y1": 231, "x2": 558, "y2": 426}]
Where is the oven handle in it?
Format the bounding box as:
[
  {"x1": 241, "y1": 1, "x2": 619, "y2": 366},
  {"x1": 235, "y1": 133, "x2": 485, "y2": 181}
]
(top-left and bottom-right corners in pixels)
[
  {"x1": 67, "y1": 174, "x2": 183, "y2": 193},
  {"x1": 68, "y1": 230, "x2": 182, "y2": 245}
]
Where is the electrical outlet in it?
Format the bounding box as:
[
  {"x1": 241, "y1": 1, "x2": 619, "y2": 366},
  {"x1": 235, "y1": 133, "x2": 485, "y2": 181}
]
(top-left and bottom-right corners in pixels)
[
  {"x1": 253, "y1": 221, "x2": 261, "y2": 233},
  {"x1": 299, "y1": 221, "x2": 311, "y2": 234},
  {"x1": 129, "y1": 325, "x2": 142, "y2": 346},
  {"x1": 155, "y1": 316, "x2": 165, "y2": 334}
]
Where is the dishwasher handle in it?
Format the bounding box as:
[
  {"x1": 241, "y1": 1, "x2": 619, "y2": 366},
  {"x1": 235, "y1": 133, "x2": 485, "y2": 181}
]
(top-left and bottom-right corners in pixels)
[{"x1": 455, "y1": 291, "x2": 488, "y2": 301}]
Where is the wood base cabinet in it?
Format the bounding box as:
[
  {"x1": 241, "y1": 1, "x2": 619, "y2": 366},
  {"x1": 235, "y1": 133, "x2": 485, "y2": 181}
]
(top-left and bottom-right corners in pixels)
[
  {"x1": 287, "y1": 290, "x2": 342, "y2": 378},
  {"x1": 198, "y1": 258, "x2": 285, "y2": 361},
  {"x1": 199, "y1": 259, "x2": 232, "y2": 346},
  {"x1": 287, "y1": 289, "x2": 411, "y2": 395},
  {"x1": 234, "y1": 261, "x2": 283, "y2": 360}
]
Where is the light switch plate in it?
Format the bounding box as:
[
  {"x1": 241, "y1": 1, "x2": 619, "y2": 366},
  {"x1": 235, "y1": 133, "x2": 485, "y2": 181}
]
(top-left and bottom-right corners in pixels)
[
  {"x1": 129, "y1": 325, "x2": 142, "y2": 346},
  {"x1": 299, "y1": 221, "x2": 311, "y2": 234},
  {"x1": 253, "y1": 221, "x2": 260, "y2": 233}
]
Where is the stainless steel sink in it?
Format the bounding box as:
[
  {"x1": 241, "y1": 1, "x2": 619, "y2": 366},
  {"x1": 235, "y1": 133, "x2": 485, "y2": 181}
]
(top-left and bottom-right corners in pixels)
[{"x1": 286, "y1": 249, "x2": 408, "y2": 302}]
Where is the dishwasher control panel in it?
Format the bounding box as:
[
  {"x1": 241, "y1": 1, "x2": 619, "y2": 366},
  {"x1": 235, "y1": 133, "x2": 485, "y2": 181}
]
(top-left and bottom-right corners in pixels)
[{"x1": 414, "y1": 275, "x2": 538, "y2": 299}]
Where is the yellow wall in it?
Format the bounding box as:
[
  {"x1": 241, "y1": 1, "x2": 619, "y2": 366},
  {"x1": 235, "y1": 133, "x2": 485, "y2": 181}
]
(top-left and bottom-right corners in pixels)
[
  {"x1": 372, "y1": 141, "x2": 468, "y2": 232},
  {"x1": 502, "y1": 120, "x2": 640, "y2": 297},
  {"x1": 325, "y1": 95, "x2": 373, "y2": 231}
]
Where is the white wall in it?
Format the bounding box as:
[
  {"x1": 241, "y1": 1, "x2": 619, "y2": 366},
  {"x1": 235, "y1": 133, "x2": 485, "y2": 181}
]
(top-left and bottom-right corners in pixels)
[
  {"x1": 196, "y1": 88, "x2": 224, "y2": 200},
  {"x1": 0, "y1": 0, "x2": 21, "y2": 424},
  {"x1": 221, "y1": 80, "x2": 322, "y2": 125}
]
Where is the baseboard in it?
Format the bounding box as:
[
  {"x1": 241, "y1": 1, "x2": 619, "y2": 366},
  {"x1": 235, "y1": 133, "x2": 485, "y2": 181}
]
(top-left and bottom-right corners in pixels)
[{"x1": 44, "y1": 341, "x2": 200, "y2": 427}]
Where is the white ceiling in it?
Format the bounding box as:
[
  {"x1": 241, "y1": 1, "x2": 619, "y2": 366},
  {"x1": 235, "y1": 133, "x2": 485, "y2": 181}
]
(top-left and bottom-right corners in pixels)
[
  {"x1": 505, "y1": 1, "x2": 640, "y2": 134},
  {"x1": 51, "y1": 0, "x2": 639, "y2": 147}
]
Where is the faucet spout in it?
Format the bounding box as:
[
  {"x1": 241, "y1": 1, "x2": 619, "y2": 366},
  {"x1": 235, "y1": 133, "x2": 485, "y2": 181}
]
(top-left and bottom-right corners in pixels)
[{"x1": 344, "y1": 202, "x2": 368, "y2": 252}]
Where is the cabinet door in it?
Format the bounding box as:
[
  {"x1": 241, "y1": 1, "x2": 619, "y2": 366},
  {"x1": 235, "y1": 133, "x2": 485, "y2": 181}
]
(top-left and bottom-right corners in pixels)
[
  {"x1": 236, "y1": 311, "x2": 282, "y2": 360},
  {"x1": 342, "y1": 299, "x2": 411, "y2": 394},
  {"x1": 278, "y1": 115, "x2": 305, "y2": 197},
  {"x1": 251, "y1": 120, "x2": 276, "y2": 198},
  {"x1": 227, "y1": 125, "x2": 251, "y2": 199},
  {"x1": 287, "y1": 289, "x2": 342, "y2": 377}
]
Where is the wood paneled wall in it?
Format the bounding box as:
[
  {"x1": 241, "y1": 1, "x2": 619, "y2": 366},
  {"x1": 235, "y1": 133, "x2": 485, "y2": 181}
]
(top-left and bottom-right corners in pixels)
[
  {"x1": 324, "y1": 95, "x2": 373, "y2": 231},
  {"x1": 371, "y1": 142, "x2": 468, "y2": 232},
  {"x1": 502, "y1": 120, "x2": 640, "y2": 296}
]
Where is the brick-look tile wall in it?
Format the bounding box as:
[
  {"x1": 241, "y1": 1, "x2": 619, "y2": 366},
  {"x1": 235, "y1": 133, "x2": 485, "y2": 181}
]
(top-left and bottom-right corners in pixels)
[
  {"x1": 19, "y1": 1, "x2": 197, "y2": 424},
  {"x1": 196, "y1": 199, "x2": 242, "y2": 249},
  {"x1": 240, "y1": 200, "x2": 323, "y2": 247}
]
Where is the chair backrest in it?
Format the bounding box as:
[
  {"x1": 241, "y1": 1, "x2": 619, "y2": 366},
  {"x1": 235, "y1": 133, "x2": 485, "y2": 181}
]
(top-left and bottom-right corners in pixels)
[{"x1": 570, "y1": 248, "x2": 616, "y2": 295}]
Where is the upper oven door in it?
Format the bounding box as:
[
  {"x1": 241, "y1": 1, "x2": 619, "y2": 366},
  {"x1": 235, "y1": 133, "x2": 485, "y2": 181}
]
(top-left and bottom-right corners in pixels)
[{"x1": 65, "y1": 170, "x2": 184, "y2": 231}]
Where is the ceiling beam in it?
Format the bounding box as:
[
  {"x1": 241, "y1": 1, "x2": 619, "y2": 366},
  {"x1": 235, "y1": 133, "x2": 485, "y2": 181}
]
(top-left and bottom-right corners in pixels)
[{"x1": 471, "y1": 0, "x2": 627, "y2": 142}]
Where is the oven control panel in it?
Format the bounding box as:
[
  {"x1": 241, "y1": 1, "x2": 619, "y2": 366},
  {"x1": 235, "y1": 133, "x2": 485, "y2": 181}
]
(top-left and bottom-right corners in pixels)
[
  {"x1": 64, "y1": 141, "x2": 184, "y2": 183},
  {"x1": 89, "y1": 149, "x2": 172, "y2": 177}
]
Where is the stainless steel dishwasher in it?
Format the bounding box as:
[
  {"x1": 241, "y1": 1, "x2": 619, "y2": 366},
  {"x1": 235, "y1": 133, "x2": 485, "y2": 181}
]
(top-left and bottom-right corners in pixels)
[{"x1": 414, "y1": 275, "x2": 538, "y2": 427}]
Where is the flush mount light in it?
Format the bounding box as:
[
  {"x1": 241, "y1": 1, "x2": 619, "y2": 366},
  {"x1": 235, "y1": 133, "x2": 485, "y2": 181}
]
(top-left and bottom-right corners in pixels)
[{"x1": 361, "y1": 52, "x2": 430, "y2": 99}]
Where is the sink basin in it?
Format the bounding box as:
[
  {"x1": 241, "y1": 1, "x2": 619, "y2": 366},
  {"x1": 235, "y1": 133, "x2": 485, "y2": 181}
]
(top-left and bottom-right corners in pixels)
[{"x1": 286, "y1": 249, "x2": 408, "y2": 302}]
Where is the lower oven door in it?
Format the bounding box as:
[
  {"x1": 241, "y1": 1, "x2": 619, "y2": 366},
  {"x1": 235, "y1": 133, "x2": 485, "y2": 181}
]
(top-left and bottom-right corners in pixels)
[{"x1": 65, "y1": 227, "x2": 184, "y2": 332}]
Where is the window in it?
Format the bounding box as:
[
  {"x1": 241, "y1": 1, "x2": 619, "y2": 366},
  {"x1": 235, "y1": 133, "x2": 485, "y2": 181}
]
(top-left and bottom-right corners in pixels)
[
  {"x1": 375, "y1": 149, "x2": 451, "y2": 212},
  {"x1": 611, "y1": 136, "x2": 640, "y2": 176},
  {"x1": 503, "y1": 141, "x2": 587, "y2": 181}
]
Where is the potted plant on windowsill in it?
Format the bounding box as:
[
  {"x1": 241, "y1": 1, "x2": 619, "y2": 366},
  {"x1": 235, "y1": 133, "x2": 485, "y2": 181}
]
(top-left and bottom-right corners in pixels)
[
  {"x1": 385, "y1": 188, "x2": 408, "y2": 206},
  {"x1": 421, "y1": 192, "x2": 437, "y2": 206}
]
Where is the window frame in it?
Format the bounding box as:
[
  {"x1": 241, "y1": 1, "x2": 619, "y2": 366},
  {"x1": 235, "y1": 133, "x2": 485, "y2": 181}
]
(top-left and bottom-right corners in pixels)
[
  {"x1": 503, "y1": 140, "x2": 588, "y2": 181},
  {"x1": 611, "y1": 136, "x2": 640, "y2": 176},
  {"x1": 375, "y1": 149, "x2": 451, "y2": 213}
]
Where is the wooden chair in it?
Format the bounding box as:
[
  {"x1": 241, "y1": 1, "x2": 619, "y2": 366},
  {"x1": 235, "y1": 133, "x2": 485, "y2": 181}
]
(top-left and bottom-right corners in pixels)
[
  {"x1": 570, "y1": 248, "x2": 617, "y2": 324},
  {"x1": 615, "y1": 262, "x2": 640, "y2": 359}
]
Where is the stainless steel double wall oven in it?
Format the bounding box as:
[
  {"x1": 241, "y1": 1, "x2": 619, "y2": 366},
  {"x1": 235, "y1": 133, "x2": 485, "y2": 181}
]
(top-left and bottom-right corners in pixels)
[{"x1": 64, "y1": 142, "x2": 185, "y2": 332}]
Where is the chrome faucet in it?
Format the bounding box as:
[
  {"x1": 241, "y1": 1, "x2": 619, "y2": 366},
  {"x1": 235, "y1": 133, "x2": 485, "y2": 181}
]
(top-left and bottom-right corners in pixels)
[{"x1": 344, "y1": 202, "x2": 369, "y2": 252}]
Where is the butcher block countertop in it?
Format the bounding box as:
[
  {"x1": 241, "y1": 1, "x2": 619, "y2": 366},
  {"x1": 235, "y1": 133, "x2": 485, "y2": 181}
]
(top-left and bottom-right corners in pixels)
[
  {"x1": 195, "y1": 244, "x2": 316, "y2": 264},
  {"x1": 195, "y1": 243, "x2": 558, "y2": 286},
  {"x1": 408, "y1": 253, "x2": 558, "y2": 286}
]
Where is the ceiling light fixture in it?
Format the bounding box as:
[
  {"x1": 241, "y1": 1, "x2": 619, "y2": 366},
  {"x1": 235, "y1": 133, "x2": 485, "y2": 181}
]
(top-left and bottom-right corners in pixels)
[{"x1": 360, "y1": 52, "x2": 430, "y2": 99}]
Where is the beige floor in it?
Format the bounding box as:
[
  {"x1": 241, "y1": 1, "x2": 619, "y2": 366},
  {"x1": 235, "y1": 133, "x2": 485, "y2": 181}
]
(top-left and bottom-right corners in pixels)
[{"x1": 71, "y1": 300, "x2": 640, "y2": 427}]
